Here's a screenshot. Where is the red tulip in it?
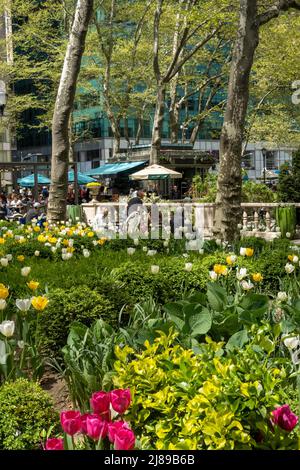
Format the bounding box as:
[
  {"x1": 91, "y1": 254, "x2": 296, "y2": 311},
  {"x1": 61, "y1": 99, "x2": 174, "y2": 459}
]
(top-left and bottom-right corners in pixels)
[
  {"x1": 90, "y1": 391, "x2": 110, "y2": 415},
  {"x1": 45, "y1": 438, "x2": 64, "y2": 450},
  {"x1": 272, "y1": 405, "x2": 298, "y2": 432},
  {"x1": 108, "y1": 420, "x2": 130, "y2": 443},
  {"x1": 114, "y1": 427, "x2": 135, "y2": 450},
  {"x1": 60, "y1": 410, "x2": 82, "y2": 436},
  {"x1": 110, "y1": 389, "x2": 131, "y2": 414},
  {"x1": 86, "y1": 414, "x2": 108, "y2": 441}
]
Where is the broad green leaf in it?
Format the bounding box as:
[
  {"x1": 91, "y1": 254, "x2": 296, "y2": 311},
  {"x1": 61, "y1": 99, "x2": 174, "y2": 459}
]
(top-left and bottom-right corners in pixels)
[
  {"x1": 226, "y1": 329, "x2": 249, "y2": 352},
  {"x1": 207, "y1": 282, "x2": 227, "y2": 312}
]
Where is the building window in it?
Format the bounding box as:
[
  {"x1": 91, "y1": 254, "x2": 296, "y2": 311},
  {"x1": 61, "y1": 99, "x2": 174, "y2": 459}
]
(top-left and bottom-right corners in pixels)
[
  {"x1": 266, "y1": 150, "x2": 277, "y2": 170},
  {"x1": 242, "y1": 150, "x2": 255, "y2": 170}
]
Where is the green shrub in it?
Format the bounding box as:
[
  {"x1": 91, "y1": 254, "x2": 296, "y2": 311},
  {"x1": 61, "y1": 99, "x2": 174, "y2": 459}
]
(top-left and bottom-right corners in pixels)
[
  {"x1": 114, "y1": 328, "x2": 297, "y2": 450},
  {"x1": 0, "y1": 378, "x2": 59, "y2": 450},
  {"x1": 37, "y1": 286, "x2": 114, "y2": 357}
]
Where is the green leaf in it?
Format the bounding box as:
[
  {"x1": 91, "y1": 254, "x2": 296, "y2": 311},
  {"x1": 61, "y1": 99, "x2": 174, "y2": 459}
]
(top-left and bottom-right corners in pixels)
[
  {"x1": 207, "y1": 282, "x2": 227, "y2": 312},
  {"x1": 239, "y1": 294, "x2": 269, "y2": 315},
  {"x1": 226, "y1": 329, "x2": 249, "y2": 352},
  {"x1": 184, "y1": 306, "x2": 212, "y2": 336}
]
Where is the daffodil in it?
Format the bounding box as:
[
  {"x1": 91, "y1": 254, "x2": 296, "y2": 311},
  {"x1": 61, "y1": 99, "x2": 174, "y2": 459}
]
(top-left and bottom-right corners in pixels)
[
  {"x1": 226, "y1": 255, "x2": 237, "y2": 265},
  {"x1": 31, "y1": 296, "x2": 49, "y2": 311},
  {"x1": 0, "y1": 283, "x2": 9, "y2": 299},
  {"x1": 288, "y1": 255, "x2": 299, "y2": 263},
  {"x1": 245, "y1": 248, "x2": 254, "y2": 257},
  {"x1": 213, "y1": 264, "x2": 228, "y2": 276},
  {"x1": 252, "y1": 273, "x2": 263, "y2": 283},
  {"x1": 27, "y1": 280, "x2": 39, "y2": 291}
]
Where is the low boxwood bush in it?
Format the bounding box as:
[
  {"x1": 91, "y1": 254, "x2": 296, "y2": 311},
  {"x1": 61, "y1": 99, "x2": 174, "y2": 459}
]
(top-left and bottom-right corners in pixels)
[
  {"x1": 37, "y1": 285, "x2": 114, "y2": 357},
  {"x1": 0, "y1": 379, "x2": 59, "y2": 450},
  {"x1": 113, "y1": 328, "x2": 297, "y2": 450}
]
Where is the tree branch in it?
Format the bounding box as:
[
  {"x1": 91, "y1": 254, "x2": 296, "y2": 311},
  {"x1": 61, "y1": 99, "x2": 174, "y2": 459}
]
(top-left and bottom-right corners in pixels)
[{"x1": 256, "y1": 0, "x2": 300, "y2": 26}]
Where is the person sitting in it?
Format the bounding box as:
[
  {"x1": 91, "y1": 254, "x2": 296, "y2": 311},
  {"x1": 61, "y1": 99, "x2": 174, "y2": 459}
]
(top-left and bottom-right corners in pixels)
[
  {"x1": 0, "y1": 194, "x2": 8, "y2": 220},
  {"x1": 127, "y1": 190, "x2": 145, "y2": 216}
]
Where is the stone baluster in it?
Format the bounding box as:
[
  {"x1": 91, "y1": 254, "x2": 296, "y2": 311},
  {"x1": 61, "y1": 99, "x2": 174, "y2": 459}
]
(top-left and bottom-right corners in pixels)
[
  {"x1": 243, "y1": 211, "x2": 248, "y2": 230},
  {"x1": 265, "y1": 211, "x2": 271, "y2": 231},
  {"x1": 254, "y1": 211, "x2": 259, "y2": 231}
]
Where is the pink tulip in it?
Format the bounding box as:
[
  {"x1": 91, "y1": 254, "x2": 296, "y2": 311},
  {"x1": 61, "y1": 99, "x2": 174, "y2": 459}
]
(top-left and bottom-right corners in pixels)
[
  {"x1": 80, "y1": 413, "x2": 90, "y2": 434},
  {"x1": 45, "y1": 438, "x2": 64, "y2": 450},
  {"x1": 86, "y1": 414, "x2": 108, "y2": 441},
  {"x1": 272, "y1": 405, "x2": 299, "y2": 432},
  {"x1": 60, "y1": 410, "x2": 82, "y2": 436},
  {"x1": 108, "y1": 420, "x2": 130, "y2": 443},
  {"x1": 110, "y1": 388, "x2": 131, "y2": 414},
  {"x1": 90, "y1": 391, "x2": 110, "y2": 415},
  {"x1": 114, "y1": 427, "x2": 135, "y2": 450}
]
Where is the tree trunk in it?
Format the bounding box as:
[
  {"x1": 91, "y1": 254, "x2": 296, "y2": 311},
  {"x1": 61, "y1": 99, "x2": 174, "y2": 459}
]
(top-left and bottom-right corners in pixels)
[
  {"x1": 213, "y1": 0, "x2": 259, "y2": 242},
  {"x1": 150, "y1": 84, "x2": 165, "y2": 164},
  {"x1": 47, "y1": 0, "x2": 93, "y2": 222}
]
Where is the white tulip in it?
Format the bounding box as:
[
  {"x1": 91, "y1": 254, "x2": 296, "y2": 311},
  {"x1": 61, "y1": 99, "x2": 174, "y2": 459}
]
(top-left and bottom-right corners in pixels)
[
  {"x1": 283, "y1": 335, "x2": 300, "y2": 350},
  {"x1": 66, "y1": 252, "x2": 73, "y2": 260},
  {"x1": 209, "y1": 271, "x2": 218, "y2": 281},
  {"x1": 142, "y1": 246, "x2": 148, "y2": 252},
  {"x1": 185, "y1": 263, "x2": 193, "y2": 272},
  {"x1": 199, "y1": 249, "x2": 204, "y2": 255},
  {"x1": 286, "y1": 232, "x2": 291, "y2": 238},
  {"x1": 17, "y1": 340, "x2": 25, "y2": 349},
  {"x1": 83, "y1": 249, "x2": 90, "y2": 258},
  {"x1": 51, "y1": 247, "x2": 57, "y2": 253},
  {"x1": 93, "y1": 240, "x2": 98, "y2": 246},
  {"x1": 133, "y1": 239, "x2": 139, "y2": 246},
  {"x1": 163, "y1": 240, "x2": 169, "y2": 247},
  {"x1": 292, "y1": 255, "x2": 299, "y2": 263},
  {"x1": 240, "y1": 247, "x2": 247, "y2": 256},
  {"x1": 127, "y1": 247, "x2": 136, "y2": 255},
  {"x1": 21, "y1": 267, "x2": 31, "y2": 277},
  {"x1": 147, "y1": 250, "x2": 157, "y2": 256},
  {"x1": 0, "y1": 299, "x2": 7, "y2": 310},
  {"x1": 16, "y1": 298, "x2": 31, "y2": 312},
  {"x1": 0, "y1": 320, "x2": 15, "y2": 337},
  {"x1": 285, "y1": 263, "x2": 295, "y2": 274},
  {"x1": 6, "y1": 254, "x2": 12, "y2": 261},
  {"x1": 151, "y1": 265, "x2": 160, "y2": 274},
  {"x1": 0, "y1": 258, "x2": 8, "y2": 267},
  {"x1": 62, "y1": 253, "x2": 68, "y2": 261},
  {"x1": 34, "y1": 251, "x2": 40, "y2": 257},
  {"x1": 183, "y1": 253, "x2": 189, "y2": 258},
  {"x1": 241, "y1": 280, "x2": 254, "y2": 290},
  {"x1": 236, "y1": 268, "x2": 247, "y2": 280},
  {"x1": 277, "y1": 291, "x2": 288, "y2": 302},
  {"x1": 215, "y1": 239, "x2": 222, "y2": 246},
  {"x1": 228, "y1": 255, "x2": 237, "y2": 264}
]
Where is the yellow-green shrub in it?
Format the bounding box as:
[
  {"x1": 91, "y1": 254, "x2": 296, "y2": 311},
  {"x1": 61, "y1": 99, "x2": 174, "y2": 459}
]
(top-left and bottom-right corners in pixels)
[{"x1": 113, "y1": 328, "x2": 297, "y2": 450}]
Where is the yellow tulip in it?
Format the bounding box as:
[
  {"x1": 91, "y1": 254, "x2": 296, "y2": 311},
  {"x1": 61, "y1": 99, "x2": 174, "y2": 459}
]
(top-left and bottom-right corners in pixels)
[
  {"x1": 252, "y1": 273, "x2": 263, "y2": 283},
  {"x1": 66, "y1": 246, "x2": 75, "y2": 253},
  {"x1": 62, "y1": 239, "x2": 69, "y2": 246},
  {"x1": 49, "y1": 237, "x2": 57, "y2": 244},
  {"x1": 27, "y1": 280, "x2": 40, "y2": 291},
  {"x1": 87, "y1": 231, "x2": 94, "y2": 238},
  {"x1": 0, "y1": 283, "x2": 9, "y2": 299},
  {"x1": 37, "y1": 235, "x2": 46, "y2": 243},
  {"x1": 31, "y1": 296, "x2": 49, "y2": 311},
  {"x1": 0, "y1": 238, "x2": 5, "y2": 244},
  {"x1": 17, "y1": 255, "x2": 25, "y2": 262},
  {"x1": 245, "y1": 248, "x2": 254, "y2": 257},
  {"x1": 213, "y1": 264, "x2": 228, "y2": 276},
  {"x1": 33, "y1": 226, "x2": 41, "y2": 232}
]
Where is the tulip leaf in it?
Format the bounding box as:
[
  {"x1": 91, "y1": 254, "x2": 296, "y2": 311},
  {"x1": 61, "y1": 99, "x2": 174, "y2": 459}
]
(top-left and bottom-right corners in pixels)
[
  {"x1": 207, "y1": 282, "x2": 227, "y2": 312},
  {"x1": 226, "y1": 329, "x2": 249, "y2": 352}
]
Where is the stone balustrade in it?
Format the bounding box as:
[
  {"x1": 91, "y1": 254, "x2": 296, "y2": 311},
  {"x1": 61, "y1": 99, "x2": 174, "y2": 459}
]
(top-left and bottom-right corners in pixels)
[{"x1": 81, "y1": 201, "x2": 300, "y2": 240}]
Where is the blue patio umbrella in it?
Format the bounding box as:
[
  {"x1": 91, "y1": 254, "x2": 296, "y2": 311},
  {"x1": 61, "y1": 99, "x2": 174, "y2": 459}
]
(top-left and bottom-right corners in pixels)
[
  {"x1": 68, "y1": 170, "x2": 96, "y2": 184},
  {"x1": 17, "y1": 174, "x2": 51, "y2": 187}
]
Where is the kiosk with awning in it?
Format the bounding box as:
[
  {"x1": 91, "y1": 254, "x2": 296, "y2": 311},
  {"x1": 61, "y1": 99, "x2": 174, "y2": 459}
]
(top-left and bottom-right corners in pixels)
[{"x1": 85, "y1": 161, "x2": 147, "y2": 177}]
